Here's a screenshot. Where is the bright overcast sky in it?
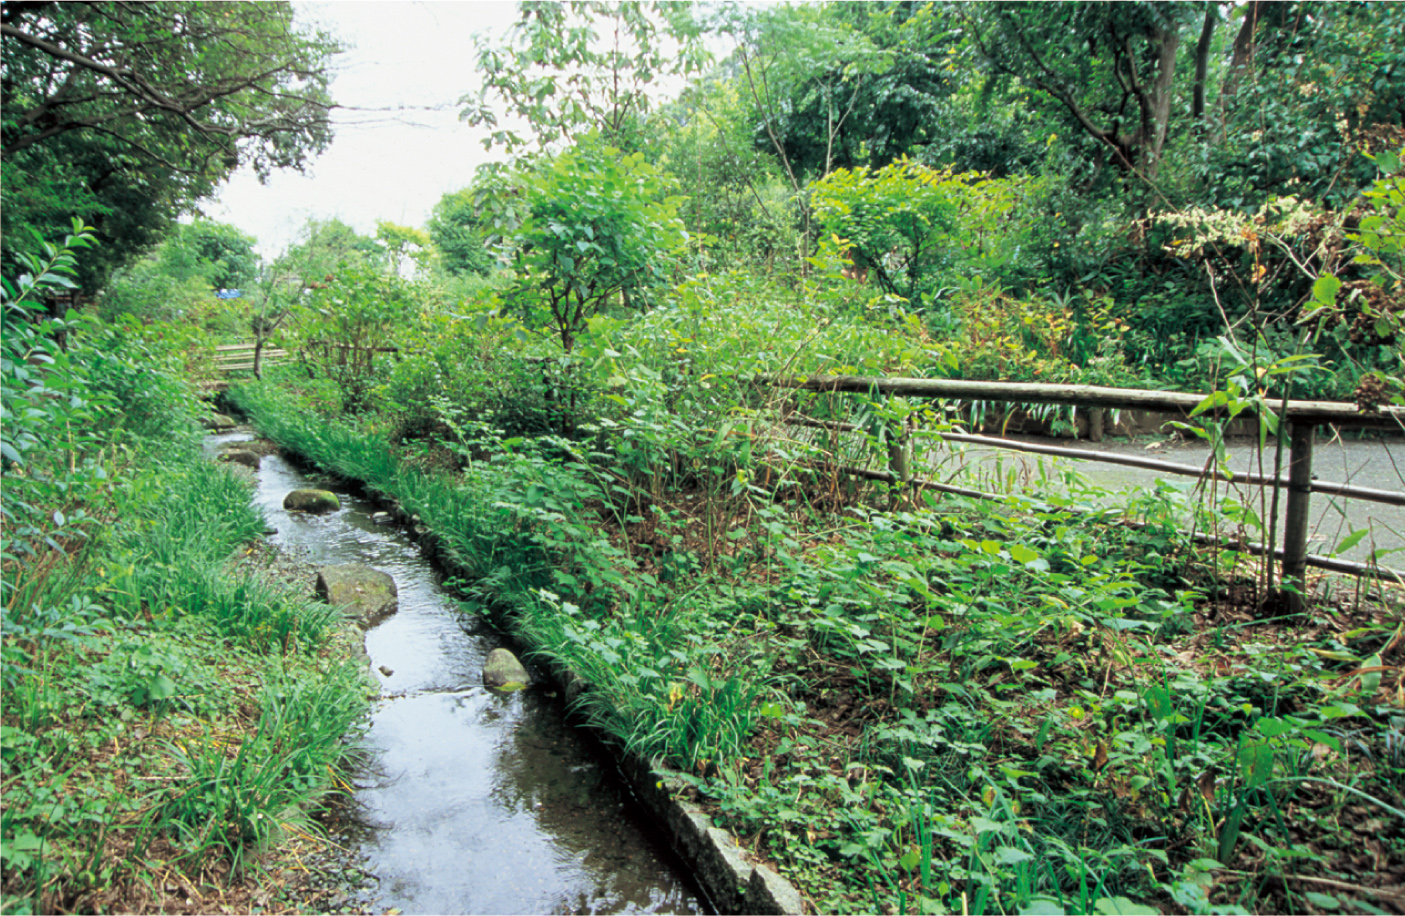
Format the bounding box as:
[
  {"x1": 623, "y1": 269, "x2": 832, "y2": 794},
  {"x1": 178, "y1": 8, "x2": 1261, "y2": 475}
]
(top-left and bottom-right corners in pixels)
[{"x1": 206, "y1": 1, "x2": 524, "y2": 258}]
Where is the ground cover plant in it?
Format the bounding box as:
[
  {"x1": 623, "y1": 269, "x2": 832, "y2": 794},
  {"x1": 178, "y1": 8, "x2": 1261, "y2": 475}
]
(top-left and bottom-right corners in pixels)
[
  {"x1": 230, "y1": 260, "x2": 1404, "y2": 914},
  {"x1": 1, "y1": 231, "x2": 370, "y2": 913}
]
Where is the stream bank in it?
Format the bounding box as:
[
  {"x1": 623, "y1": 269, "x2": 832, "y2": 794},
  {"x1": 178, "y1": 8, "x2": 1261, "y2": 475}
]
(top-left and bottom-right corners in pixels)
[{"x1": 215, "y1": 425, "x2": 806, "y2": 914}]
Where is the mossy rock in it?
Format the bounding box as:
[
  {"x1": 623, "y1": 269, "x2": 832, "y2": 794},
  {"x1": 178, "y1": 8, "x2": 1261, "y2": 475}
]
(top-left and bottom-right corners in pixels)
[
  {"x1": 220, "y1": 448, "x2": 260, "y2": 469},
  {"x1": 201, "y1": 412, "x2": 238, "y2": 430},
  {"x1": 483, "y1": 648, "x2": 531, "y2": 691},
  {"x1": 284, "y1": 488, "x2": 340, "y2": 514},
  {"x1": 315, "y1": 564, "x2": 398, "y2": 629}
]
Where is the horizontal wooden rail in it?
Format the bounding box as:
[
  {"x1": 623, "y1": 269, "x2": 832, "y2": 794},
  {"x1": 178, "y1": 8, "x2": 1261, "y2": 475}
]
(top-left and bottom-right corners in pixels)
[
  {"x1": 215, "y1": 349, "x2": 286, "y2": 360},
  {"x1": 820, "y1": 461, "x2": 1404, "y2": 585},
  {"x1": 212, "y1": 346, "x2": 286, "y2": 376},
  {"x1": 783, "y1": 415, "x2": 1405, "y2": 508},
  {"x1": 760, "y1": 373, "x2": 1404, "y2": 603},
  {"x1": 767, "y1": 374, "x2": 1405, "y2": 431}
]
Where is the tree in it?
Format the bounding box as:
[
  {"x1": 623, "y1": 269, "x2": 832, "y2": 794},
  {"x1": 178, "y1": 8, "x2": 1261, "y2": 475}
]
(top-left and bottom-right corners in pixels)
[
  {"x1": 1197, "y1": 2, "x2": 1405, "y2": 208},
  {"x1": 657, "y1": 78, "x2": 798, "y2": 270},
  {"x1": 460, "y1": 0, "x2": 708, "y2": 153},
  {"x1": 502, "y1": 136, "x2": 686, "y2": 353},
  {"x1": 705, "y1": 3, "x2": 905, "y2": 267},
  {"x1": 168, "y1": 220, "x2": 259, "y2": 291},
  {"x1": 375, "y1": 221, "x2": 431, "y2": 278},
  {"x1": 748, "y1": 3, "x2": 958, "y2": 178},
  {"x1": 238, "y1": 219, "x2": 380, "y2": 378},
  {"x1": 426, "y1": 188, "x2": 497, "y2": 277},
  {"x1": 957, "y1": 2, "x2": 1193, "y2": 182},
  {"x1": 291, "y1": 263, "x2": 419, "y2": 411},
  {"x1": 1, "y1": 1, "x2": 338, "y2": 290},
  {"x1": 95, "y1": 219, "x2": 256, "y2": 326},
  {"x1": 953, "y1": 1, "x2": 1403, "y2": 201},
  {"x1": 279, "y1": 218, "x2": 382, "y2": 285},
  {"x1": 811, "y1": 158, "x2": 1025, "y2": 308}
]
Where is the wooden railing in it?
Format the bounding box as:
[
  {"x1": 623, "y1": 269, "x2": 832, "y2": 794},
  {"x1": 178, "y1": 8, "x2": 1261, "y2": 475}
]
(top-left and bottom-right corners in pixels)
[
  {"x1": 763, "y1": 374, "x2": 1405, "y2": 604},
  {"x1": 214, "y1": 340, "x2": 286, "y2": 374}
]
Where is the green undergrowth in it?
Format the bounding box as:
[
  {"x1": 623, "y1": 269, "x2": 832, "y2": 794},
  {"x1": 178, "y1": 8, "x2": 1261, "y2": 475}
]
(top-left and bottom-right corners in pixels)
[
  {"x1": 2, "y1": 441, "x2": 370, "y2": 913},
  {"x1": 229, "y1": 377, "x2": 1405, "y2": 915},
  {"x1": 3, "y1": 245, "x2": 370, "y2": 912}
]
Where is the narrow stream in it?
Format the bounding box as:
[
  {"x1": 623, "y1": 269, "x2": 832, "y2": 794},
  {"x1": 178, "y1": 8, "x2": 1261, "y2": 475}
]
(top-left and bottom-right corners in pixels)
[{"x1": 212, "y1": 432, "x2": 703, "y2": 915}]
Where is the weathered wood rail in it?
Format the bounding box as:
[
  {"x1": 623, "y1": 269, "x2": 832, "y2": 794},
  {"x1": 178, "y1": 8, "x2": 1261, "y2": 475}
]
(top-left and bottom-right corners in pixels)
[
  {"x1": 763, "y1": 374, "x2": 1405, "y2": 605},
  {"x1": 214, "y1": 341, "x2": 286, "y2": 374}
]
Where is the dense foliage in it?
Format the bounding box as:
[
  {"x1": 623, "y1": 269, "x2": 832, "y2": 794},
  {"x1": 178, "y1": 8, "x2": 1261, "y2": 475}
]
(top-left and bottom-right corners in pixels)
[
  {"x1": 1, "y1": 1, "x2": 338, "y2": 289},
  {"x1": 4, "y1": 1, "x2": 1403, "y2": 913},
  {"x1": 1, "y1": 229, "x2": 366, "y2": 913}
]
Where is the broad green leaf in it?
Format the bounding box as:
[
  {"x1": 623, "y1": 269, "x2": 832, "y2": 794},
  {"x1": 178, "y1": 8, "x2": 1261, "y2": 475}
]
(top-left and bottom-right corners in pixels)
[{"x1": 1008, "y1": 543, "x2": 1040, "y2": 564}]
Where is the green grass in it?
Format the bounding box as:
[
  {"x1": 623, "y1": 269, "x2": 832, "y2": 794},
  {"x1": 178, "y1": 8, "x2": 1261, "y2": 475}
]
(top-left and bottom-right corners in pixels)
[{"x1": 1, "y1": 432, "x2": 370, "y2": 913}]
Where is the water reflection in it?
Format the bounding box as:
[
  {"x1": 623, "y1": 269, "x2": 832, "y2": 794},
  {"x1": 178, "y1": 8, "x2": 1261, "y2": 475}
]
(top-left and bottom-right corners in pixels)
[{"x1": 211, "y1": 432, "x2": 700, "y2": 914}]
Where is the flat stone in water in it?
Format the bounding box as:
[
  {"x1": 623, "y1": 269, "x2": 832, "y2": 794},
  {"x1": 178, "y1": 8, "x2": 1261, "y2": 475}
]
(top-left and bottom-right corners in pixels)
[
  {"x1": 316, "y1": 563, "x2": 398, "y2": 629},
  {"x1": 285, "y1": 488, "x2": 340, "y2": 514},
  {"x1": 221, "y1": 448, "x2": 261, "y2": 469}
]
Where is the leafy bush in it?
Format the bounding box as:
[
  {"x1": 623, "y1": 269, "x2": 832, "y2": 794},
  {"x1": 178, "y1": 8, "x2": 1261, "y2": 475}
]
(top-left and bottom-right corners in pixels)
[
  {"x1": 810, "y1": 158, "x2": 1034, "y2": 311},
  {"x1": 289, "y1": 262, "x2": 423, "y2": 412},
  {"x1": 496, "y1": 135, "x2": 688, "y2": 353}
]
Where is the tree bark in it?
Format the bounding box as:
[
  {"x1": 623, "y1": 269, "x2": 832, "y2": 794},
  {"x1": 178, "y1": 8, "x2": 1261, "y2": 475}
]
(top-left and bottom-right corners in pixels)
[
  {"x1": 1192, "y1": 4, "x2": 1217, "y2": 126},
  {"x1": 1221, "y1": 0, "x2": 1266, "y2": 105}
]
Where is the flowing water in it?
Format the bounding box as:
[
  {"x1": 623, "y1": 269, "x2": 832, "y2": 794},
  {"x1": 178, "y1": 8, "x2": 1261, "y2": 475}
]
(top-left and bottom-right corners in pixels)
[{"x1": 211, "y1": 432, "x2": 702, "y2": 915}]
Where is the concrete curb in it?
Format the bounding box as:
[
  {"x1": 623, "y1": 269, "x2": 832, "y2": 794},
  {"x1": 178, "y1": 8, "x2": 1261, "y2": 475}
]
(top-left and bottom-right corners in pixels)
[
  {"x1": 621, "y1": 756, "x2": 806, "y2": 915},
  {"x1": 249, "y1": 438, "x2": 808, "y2": 913}
]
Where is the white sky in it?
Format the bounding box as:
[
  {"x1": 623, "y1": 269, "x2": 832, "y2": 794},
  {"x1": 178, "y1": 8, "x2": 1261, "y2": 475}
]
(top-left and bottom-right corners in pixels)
[{"x1": 206, "y1": 1, "x2": 524, "y2": 259}]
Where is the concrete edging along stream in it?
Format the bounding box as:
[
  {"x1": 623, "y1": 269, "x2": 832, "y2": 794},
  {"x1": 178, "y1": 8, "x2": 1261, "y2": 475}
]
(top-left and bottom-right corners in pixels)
[
  {"x1": 620, "y1": 755, "x2": 805, "y2": 915},
  {"x1": 253, "y1": 439, "x2": 807, "y2": 915},
  {"x1": 397, "y1": 517, "x2": 807, "y2": 916}
]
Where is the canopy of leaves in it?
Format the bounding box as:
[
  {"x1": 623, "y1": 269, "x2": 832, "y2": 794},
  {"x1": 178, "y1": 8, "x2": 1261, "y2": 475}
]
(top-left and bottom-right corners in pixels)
[
  {"x1": 1186, "y1": 1, "x2": 1405, "y2": 209},
  {"x1": 1, "y1": 1, "x2": 339, "y2": 290},
  {"x1": 278, "y1": 218, "x2": 383, "y2": 286},
  {"x1": 169, "y1": 219, "x2": 259, "y2": 291},
  {"x1": 461, "y1": 0, "x2": 708, "y2": 153},
  {"x1": 95, "y1": 218, "x2": 257, "y2": 325},
  {"x1": 739, "y1": 3, "x2": 957, "y2": 179},
  {"x1": 427, "y1": 188, "x2": 498, "y2": 277},
  {"x1": 503, "y1": 136, "x2": 687, "y2": 352},
  {"x1": 811, "y1": 158, "x2": 1028, "y2": 307},
  {"x1": 957, "y1": 2, "x2": 1194, "y2": 180}
]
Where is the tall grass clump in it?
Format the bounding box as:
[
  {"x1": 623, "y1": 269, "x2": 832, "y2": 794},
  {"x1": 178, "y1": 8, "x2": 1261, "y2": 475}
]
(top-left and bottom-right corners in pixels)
[
  {"x1": 154, "y1": 662, "x2": 368, "y2": 872},
  {"x1": 3, "y1": 228, "x2": 370, "y2": 912}
]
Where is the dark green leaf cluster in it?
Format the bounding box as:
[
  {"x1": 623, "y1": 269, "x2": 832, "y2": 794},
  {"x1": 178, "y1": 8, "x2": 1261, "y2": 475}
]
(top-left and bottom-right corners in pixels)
[{"x1": 1, "y1": 1, "x2": 339, "y2": 290}]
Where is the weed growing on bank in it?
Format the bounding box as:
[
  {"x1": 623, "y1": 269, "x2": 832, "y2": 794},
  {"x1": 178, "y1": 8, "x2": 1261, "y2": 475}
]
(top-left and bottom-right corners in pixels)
[
  {"x1": 2, "y1": 230, "x2": 370, "y2": 912},
  {"x1": 232, "y1": 348, "x2": 1405, "y2": 915}
]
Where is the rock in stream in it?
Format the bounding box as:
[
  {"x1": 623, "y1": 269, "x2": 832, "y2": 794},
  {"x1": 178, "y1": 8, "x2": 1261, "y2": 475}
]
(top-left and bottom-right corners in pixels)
[{"x1": 316, "y1": 563, "x2": 398, "y2": 629}]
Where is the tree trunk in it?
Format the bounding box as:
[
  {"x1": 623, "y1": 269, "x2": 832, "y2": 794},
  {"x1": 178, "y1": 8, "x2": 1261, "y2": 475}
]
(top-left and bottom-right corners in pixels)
[
  {"x1": 1221, "y1": 1, "x2": 1267, "y2": 107},
  {"x1": 1192, "y1": 4, "x2": 1217, "y2": 126},
  {"x1": 1140, "y1": 25, "x2": 1181, "y2": 178}
]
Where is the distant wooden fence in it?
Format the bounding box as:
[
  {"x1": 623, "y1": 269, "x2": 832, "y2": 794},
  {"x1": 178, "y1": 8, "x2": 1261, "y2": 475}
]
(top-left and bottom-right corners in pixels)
[
  {"x1": 762, "y1": 374, "x2": 1405, "y2": 604},
  {"x1": 213, "y1": 340, "x2": 286, "y2": 374}
]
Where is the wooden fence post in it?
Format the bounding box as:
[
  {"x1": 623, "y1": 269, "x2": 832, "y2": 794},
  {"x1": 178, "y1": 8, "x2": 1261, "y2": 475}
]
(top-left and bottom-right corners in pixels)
[
  {"x1": 1088, "y1": 407, "x2": 1105, "y2": 442},
  {"x1": 887, "y1": 418, "x2": 910, "y2": 509},
  {"x1": 1282, "y1": 423, "x2": 1315, "y2": 611}
]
